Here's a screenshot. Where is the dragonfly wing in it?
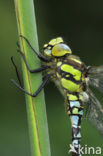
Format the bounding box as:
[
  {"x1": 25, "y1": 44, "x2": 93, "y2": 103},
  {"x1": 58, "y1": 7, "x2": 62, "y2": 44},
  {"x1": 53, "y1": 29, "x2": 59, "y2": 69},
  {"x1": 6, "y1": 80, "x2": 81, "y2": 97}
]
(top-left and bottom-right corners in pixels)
[
  {"x1": 88, "y1": 65, "x2": 103, "y2": 75},
  {"x1": 89, "y1": 77, "x2": 103, "y2": 93},
  {"x1": 85, "y1": 89, "x2": 103, "y2": 135},
  {"x1": 88, "y1": 66, "x2": 103, "y2": 93}
]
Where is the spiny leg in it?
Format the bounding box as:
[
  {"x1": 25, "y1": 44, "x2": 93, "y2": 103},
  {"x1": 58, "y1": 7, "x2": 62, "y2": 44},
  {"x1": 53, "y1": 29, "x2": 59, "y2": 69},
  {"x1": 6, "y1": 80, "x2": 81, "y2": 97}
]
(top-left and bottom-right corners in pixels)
[
  {"x1": 11, "y1": 74, "x2": 51, "y2": 97},
  {"x1": 16, "y1": 41, "x2": 20, "y2": 49},
  {"x1": 11, "y1": 56, "x2": 22, "y2": 86},
  {"x1": 17, "y1": 47, "x2": 50, "y2": 73},
  {"x1": 20, "y1": 35, "x2": 51, "y2": 62}
]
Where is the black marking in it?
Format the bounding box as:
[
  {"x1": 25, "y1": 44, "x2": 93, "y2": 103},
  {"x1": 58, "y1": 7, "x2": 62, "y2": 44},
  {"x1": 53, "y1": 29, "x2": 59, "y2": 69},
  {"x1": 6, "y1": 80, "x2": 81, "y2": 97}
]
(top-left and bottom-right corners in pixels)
[
  {"x1": 57, "y1": 67, "x2": 82, "y2": 84},
  {"x1": 72, "y1": 137, "x2": 81, "y2": 141},
  {"x1": 43, "y1": 44, "x2": 53, "y2": 50},
  {"x1": 82, "y1": 83, "x2": 87, "y2": 91},
  {"x1": 69, "y1": 114, "x2": 83, "y2": 117},
  {"x1": 43, "y1": 42, "x2": 65, "y2": 50},
  {"x1": 72, "y1": 127, "x2": 81, "y2": 138},
  {"x1": 70, "y1": 106, "x2": 83, "y2": 110},
  {"x1": 65, "y1": 59, "x2": 87, "y2": 72}
]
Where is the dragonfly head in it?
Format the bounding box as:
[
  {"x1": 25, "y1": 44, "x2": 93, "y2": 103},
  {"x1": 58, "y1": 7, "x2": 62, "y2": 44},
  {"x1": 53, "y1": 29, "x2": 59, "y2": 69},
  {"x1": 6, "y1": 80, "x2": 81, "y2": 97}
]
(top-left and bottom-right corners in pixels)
[{"x1": 43, "y1": 37, "x2": 72, "y2": 57}]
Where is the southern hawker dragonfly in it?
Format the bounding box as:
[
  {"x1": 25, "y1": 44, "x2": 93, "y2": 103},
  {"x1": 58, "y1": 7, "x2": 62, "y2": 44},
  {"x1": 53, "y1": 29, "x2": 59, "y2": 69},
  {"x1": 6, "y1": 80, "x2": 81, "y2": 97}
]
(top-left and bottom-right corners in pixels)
[{"x1": 11, "y1": 36, "x2": 103, "y2": 156}]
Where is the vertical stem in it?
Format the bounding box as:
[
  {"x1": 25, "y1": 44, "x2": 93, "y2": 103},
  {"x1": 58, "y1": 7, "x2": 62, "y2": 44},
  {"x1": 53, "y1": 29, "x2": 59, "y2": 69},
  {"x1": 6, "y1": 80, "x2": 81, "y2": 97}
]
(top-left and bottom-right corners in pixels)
[{"x1": 14, "y1": 0, "x2": 51, "y2": 156}]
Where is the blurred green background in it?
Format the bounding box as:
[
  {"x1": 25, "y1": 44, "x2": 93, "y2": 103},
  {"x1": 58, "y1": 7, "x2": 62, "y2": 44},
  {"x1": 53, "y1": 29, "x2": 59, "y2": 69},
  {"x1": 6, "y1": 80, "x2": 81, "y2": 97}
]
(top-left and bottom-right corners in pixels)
[{"x1": 0, "y1": 0, "x2": 103, "y2": 155}]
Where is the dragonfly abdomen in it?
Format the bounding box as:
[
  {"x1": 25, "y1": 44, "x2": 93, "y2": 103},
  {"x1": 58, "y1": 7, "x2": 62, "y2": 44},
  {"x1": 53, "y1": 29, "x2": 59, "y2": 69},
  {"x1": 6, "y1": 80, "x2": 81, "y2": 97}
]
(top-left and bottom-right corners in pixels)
[{"x1": 67, "y1": 97, "x2": 84, "y2": 155}]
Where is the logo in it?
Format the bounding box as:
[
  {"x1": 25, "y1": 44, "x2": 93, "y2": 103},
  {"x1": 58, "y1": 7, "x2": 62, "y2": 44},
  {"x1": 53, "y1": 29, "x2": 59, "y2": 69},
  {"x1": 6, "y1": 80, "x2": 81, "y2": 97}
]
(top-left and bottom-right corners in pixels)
[
  {"x1": 69, "y1": 144, "x2": 78, "y2": 154},
  {"x1": 68, "y1": 144, "x2": 102, "y2": 155}
]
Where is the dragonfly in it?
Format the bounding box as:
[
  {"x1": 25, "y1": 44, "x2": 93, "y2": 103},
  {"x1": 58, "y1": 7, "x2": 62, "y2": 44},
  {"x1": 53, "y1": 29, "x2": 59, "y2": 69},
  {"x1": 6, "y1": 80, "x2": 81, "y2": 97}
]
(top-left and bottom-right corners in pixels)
[{"x1": 11, "y1": 35, "x2": 103, "y2": 156}]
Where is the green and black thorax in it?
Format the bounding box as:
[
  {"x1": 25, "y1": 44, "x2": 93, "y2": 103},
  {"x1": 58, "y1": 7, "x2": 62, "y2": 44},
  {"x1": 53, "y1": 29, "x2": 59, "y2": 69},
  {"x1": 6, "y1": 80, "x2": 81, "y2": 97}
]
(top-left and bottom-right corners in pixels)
[{"x1": 43, "y1": 37, "x2": 88, "y2": 101}]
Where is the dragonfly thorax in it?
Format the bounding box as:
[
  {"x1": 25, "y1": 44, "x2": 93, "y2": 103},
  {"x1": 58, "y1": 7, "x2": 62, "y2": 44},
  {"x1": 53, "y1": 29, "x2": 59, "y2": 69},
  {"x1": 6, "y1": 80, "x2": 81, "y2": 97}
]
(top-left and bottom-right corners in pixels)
[{"x1": 55, "y1": 57, "x2": 87, "y2": 94}]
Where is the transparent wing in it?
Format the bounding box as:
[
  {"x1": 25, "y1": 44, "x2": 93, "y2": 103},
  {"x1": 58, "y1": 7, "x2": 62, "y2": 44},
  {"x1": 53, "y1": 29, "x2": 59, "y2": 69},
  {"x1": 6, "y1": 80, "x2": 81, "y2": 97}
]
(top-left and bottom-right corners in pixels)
[
  {"x1": 85, "y1": 89, "x2": 103, "y2": 135},
  {"x1": 88, "y1": 66, "x2": 103, "y2": 93},
  {"x1": 88, "y1": 65, "x2": 103, "y2": 75}
]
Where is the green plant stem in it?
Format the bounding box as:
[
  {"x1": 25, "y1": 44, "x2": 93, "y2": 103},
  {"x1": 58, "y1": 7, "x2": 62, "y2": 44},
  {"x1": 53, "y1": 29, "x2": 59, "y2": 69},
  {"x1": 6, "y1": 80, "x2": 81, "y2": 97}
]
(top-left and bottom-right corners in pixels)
[{"x1": 14, "y1": 0, "x2": 51, "y2": 156}]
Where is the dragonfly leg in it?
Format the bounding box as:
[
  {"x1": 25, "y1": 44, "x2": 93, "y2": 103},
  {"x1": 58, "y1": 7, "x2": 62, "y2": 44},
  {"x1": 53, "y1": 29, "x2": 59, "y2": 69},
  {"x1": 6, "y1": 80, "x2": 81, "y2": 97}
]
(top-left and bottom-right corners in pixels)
[
  {"x1": 20, "y1": 35, "x2": 51, "y2": 62},
  {"x1": 11, "y1": 74, "x2": 51, "y2": 97},
  {"x1": 11, "y1": 56, "x2": 22, "y2": 86},
  {"x1": 17, "y1": 48, "x2": 50, "y2": 73}
]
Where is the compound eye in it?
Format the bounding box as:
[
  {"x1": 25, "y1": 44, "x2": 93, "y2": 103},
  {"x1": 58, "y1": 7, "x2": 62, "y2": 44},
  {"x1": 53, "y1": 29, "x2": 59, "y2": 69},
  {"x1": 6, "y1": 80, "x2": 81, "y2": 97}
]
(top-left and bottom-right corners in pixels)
[{"x1": 51, "y1": 43, "x2": 72, "y2": 57}]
